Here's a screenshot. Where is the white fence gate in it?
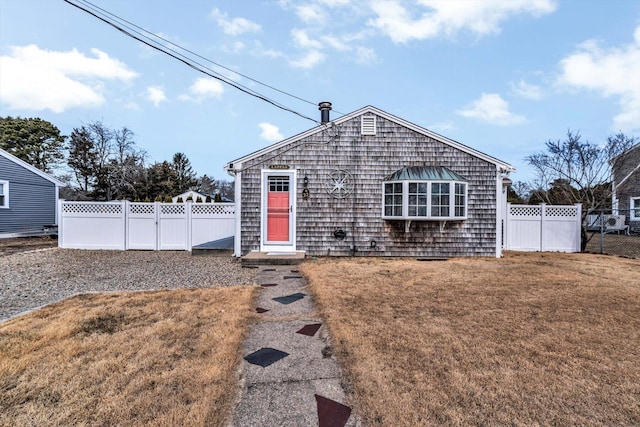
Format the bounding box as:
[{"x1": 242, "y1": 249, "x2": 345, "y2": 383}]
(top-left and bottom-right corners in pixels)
[
  {"x1": 505, "y1": 203, "x2": 582, "y2": 252},
  {"x1": 58, "y1": 201, "x2": 234, "y2": 251}
]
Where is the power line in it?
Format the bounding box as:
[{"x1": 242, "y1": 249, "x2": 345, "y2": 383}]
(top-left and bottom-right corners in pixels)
[
  {"x1": 76, "y1": 0, "x2": 321, "y2": 110},
  {"x1": 63, "y1": 0, "x2": 326, "y2": 124}
]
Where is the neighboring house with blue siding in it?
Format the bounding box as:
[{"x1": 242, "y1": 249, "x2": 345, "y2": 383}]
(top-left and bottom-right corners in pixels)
[{"x1": 0, "y1": 148, "x2": 64, "y2": 235}]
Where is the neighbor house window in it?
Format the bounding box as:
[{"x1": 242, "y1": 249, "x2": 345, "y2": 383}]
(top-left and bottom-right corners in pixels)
[
  {"x1": 0, "y1": 180, "x2": 8, "y2": 208},
  {"x1": 382, "y1": 167, "x2": 468, "y2": 220},
  {"x1": 631, "y1": 197, "x2": 640, "y2": 220}
]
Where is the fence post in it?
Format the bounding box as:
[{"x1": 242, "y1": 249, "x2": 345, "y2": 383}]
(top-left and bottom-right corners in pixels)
[
  {"x1": 575, "y1": 203, "x2": 582, "y2": 252},
  {"x1": 186, "y1": 201, "x2": 192, "y2": 251},
  {"x1": 505, "y1": 202, "x2": 511, "y2": 250},
  {"x1": 124, "y1": 200, "x2": 129, "y2": 250},
  {"x1": 57, "y1": 200, "x2": 63, "y2": 248},
  {"x1": 540, "y1": 203, "x2": 546, "y2": 251}
]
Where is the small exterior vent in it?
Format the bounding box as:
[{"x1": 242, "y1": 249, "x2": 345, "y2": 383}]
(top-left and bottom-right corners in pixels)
[{"x1": 361, "y1": 116, "x2": 376, "y2": 135}]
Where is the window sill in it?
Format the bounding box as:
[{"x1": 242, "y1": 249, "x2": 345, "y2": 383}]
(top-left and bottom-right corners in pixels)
[{"x1": 382, "y1": 216, "x2": 467, "y2": 221}]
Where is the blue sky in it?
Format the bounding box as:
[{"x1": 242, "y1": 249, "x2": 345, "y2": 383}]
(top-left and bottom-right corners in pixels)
[{"x1": 1, "y1": 0, "x2": 639, "y2": 184}]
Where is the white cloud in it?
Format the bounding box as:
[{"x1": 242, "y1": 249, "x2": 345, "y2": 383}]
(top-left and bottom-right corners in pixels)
[
  {"x1": 428, "y1": 120, "x2": 456, "y2": 132},
  {"x1": 209, "y1": 8, "x2": 261, "y2": 36},
  {"x1": 457, "y1": 93, "x2": 526, "y2": 126},
  {"x1": 368, "y1": 0, "x2": 556, "y2": 43},
  {"x1": 179, "y1": 77, "x2": 224, "y2": 102},
  {"x1": 295, "y1": 4, "x2": 327, "y2": 24},
  {"x1": 0, "y1": 45, "x2": 137, "y2": 113},
  {"x1": 510, "y1": 79, "x2": 544, "y2": 100},
  {"x1": 258, "y1": 122, "x2": 283, "y2": 142},
  {"x1": 292, "y1": 28, "x2": 323, "y2": 49},
  {"x1": 556, "y1": 25, "x2": 640, "y2": 131},
  {"x1": 289, "y1": 50, "x2": 326, "y2": 68},
  {"x1": 354, "y1": 46, "x2": 379, "y2": 64},
  {"x1": 146, "y1": 86, "x2": 167, "y2": 107},
  {"x1": 319, "y1": 0, "x2": 350, "y2": 6}
]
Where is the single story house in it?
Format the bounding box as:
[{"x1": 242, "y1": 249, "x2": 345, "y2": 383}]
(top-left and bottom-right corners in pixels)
[
  {"x1": 612, "y1": 142, "x2": 640, "y2": 231},
  {"x1": 224, "y1": 104, "x2": 514, "y2": 258},
  {"x1": 0, "y1": 148, "x2": 64, "y2": 235}
]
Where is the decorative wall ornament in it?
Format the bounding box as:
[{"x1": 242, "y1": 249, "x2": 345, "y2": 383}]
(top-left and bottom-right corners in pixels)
[{"x1": 324, "y1": 169, "x2": 354, "y2": 199}]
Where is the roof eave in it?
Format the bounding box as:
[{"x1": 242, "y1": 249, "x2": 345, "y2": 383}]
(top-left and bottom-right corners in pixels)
[{"x1": 0, "y1": 149, "x2": 65, "y2": 186}]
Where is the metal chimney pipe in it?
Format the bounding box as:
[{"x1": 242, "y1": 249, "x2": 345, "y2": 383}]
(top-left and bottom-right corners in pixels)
[{"x1": 318, "y1": 101, "x2": 332, "y2": 123}]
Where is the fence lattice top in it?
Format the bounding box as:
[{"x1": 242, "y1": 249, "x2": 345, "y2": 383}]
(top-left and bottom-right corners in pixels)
[
  {"x1": 62, "y1": 203, "x2": 123, "y2": 215},
  {"x1": 510, "y1": 206, "x2": 541, "y2": 216},
  {"x1": 129, "y1": 204, "x2": 155, "y2": 215},
  {"x1": 509, "y1": 204, "x2": 579, "y2": 219},
  {"x1": 160, "y1": 204, "x2": 186, "y2": 215},
  {"x1": 192, "y1": 204, "x2": 234, "y2": 215}
]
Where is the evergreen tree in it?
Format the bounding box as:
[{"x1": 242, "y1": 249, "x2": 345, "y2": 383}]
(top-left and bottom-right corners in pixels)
[{"x1": 0, "y1": 116, "x2": 65, "y2": 173}]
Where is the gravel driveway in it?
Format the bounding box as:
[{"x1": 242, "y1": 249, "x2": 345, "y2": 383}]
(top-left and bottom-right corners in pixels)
[{"x1": 0, "y1": 248, "x2": 256, "y2": 322}]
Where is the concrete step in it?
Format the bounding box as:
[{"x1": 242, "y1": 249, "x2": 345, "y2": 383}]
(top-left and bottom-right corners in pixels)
[{"x1": 241, "y1": 251, "x2": 306, "y2": 266}]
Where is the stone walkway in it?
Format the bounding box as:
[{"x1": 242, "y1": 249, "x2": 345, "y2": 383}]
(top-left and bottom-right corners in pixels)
[{"x1": 229, "y1": 265, "x2": 360, "y2": 427}]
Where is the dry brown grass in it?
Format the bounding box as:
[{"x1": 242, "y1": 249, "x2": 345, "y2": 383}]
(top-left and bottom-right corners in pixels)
[
  {"x1": 302, "y1": 252, "x2": 640, "y2": 426},
  {"x1": 0, "y1": 287, "x2": 257, "y2": 427}
]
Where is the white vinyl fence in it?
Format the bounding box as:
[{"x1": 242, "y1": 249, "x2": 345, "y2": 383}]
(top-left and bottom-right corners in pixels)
[
  {"x1": 58, "y1": 201, "x2": 234, "y2": 251},
  {"x1": 505, "y1": 203, "x2": 582, "y2": 252}
]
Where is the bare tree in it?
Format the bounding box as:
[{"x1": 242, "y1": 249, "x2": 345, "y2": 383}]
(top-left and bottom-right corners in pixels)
[{"x1": 526, "y1": 130, "x2": 636, "y2": 249}]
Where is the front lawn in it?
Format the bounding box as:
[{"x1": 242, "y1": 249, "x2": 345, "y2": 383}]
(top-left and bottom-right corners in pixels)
[
  {"x1": 302, "y1": 252, "x2": 640, "y2": 426},
  {"x1": 0, "y1": 287, "x2": 256, "y2": 427}
]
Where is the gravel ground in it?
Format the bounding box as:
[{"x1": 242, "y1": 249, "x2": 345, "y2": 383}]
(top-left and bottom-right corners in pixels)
[{"x1": 0, "y1": 248, "x2": 257, "y2": 322}]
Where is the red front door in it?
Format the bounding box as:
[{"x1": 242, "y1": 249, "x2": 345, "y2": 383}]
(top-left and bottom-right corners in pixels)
[{"x1": 267, "y1": 176, "x2": 290, "y2": 242}]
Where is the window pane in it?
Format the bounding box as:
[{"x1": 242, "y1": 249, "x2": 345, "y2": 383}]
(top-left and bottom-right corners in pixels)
[
  {"x1": 394, "y1": 195, "x2": 403, "y2": 205},
  {"x1": 418, "y1": 183, "x2": 427, "y2": 193},
  {"x1": 409, "y1": 183, "x2": 417, "y2": 192},
  {"x1": 408, "y1": 206, "x2": 417, "y2": 216},
  {"x1": 409, "y1": 195, "x2": 417, "y2": 205},
  {"x1": 418, "y1": 206, "x2": 427, "y2": 216},
  {"x1": 385, "y1": 183, "x2": 393, "y2": 193},
  {"x1": 394, "y1": 183, "x2": 402, "y2": 192},
  {"x1": 385, "y1": 206, "x2": 392, "y2": 216},
  {"x1": 394, "y1": 206, "x2": 402, "y2": 216},
  {"x1": 385, "y1": 195, "x2": 392, "y2": 205}
]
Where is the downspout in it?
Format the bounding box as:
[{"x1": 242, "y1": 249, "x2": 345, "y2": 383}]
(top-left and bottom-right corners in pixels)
[{"x1": 226, "y1": 164, "x2": 242, "y2": 257}]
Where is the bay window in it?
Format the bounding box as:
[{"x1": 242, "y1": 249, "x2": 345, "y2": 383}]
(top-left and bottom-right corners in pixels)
[{"x1": 382, "y1": 167, "x2": 467, "y2": 221}]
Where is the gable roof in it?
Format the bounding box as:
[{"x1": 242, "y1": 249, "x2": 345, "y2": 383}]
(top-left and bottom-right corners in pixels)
[
  {"x1": 224, "y1": 105, "x2": 515, "y2": 173},
  {"x1": 0, "y1": 148, "x2": 65, "y2": 186}
]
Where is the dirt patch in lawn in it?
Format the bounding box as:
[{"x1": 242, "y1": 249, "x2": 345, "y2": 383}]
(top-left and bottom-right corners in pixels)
[
  {"x1": 0, "y1": 287, "x2": 257, "y2": 427},
  {"x1": 0, "y1": 235, "x2": 57, "y2": 256},
  {"x1": 301, "y1": 252, "x2": 640, "y2": 426}
]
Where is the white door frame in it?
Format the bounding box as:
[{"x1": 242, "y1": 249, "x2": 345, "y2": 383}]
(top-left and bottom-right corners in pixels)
[{"x1": 260, "y1": 169, "x2": 297, "y2": 252}]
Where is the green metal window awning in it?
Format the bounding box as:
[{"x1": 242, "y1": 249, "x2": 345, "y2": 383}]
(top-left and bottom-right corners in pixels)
[{"x1": 384, "y1": 166, "x2": 467, "y2": 182}]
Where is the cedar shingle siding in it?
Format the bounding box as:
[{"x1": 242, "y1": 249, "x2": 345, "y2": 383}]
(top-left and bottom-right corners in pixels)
[{"x1": 237, "y1": 111, "x2": 504, "y2": 257}]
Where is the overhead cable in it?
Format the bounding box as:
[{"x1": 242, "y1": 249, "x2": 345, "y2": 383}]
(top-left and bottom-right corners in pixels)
[{"x1": 63, "y1": 0, "x2": 323, "y2": 124}]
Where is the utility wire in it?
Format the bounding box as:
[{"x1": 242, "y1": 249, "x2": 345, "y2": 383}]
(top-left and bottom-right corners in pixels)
[
  {"x1": 63, "y1": 0, "x2": 325, "y2": 124},
  {"x1": 76, "y1": 0, "x2": 321, "y2": 110}
]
